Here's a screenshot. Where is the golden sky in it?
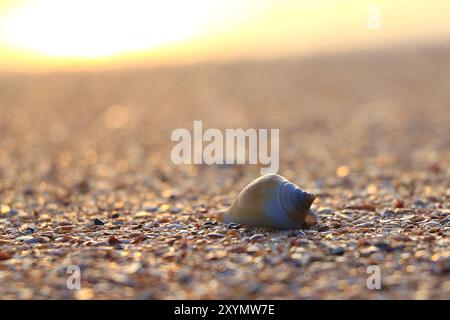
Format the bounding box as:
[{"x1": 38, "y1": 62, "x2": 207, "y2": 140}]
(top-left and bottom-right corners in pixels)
[{"x1": 0, "y1": 0, "x2": 449, "y2": 71}]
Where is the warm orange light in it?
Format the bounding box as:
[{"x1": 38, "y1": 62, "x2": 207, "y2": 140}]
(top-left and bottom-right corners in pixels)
[
  {"x1": 0, "y1": 0, "x2": 449, "y2": 71},
  {"x1": 1, "y1": 0, "x2": 237, "y2": 58}
]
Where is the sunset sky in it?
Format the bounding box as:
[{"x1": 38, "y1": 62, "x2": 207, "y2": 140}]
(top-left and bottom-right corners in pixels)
[{"x1": 0, "y1": 0, "x2": 449, "y2": 71}]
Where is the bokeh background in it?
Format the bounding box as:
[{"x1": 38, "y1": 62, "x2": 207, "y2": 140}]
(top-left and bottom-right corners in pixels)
[{"x1": 0, "y1": 0, "x2": 450, "y2": 71}]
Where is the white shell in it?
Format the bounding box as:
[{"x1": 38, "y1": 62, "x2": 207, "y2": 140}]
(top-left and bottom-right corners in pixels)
[{"x1": 219, "y1": 174, "x2": 317, "y2": 229}]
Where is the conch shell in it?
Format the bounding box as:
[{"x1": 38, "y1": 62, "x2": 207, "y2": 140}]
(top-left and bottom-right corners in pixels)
[{"x1": 218, "y1": 174, "x2": 318, "y2": 229}]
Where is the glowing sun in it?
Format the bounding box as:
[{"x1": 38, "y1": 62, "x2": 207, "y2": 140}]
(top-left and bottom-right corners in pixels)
[{"x1": 1, "y1": 0, "x2": 226, "y2": 58}]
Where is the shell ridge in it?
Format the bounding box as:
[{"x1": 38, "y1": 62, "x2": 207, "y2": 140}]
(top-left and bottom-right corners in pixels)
[{"x1": 269, "y1": 181, "x2": 299, "y2": 229}]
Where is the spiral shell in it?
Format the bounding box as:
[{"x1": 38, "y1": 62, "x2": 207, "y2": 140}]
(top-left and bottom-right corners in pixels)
[{"x1": 218, "y1": 174, "x2": 318, "y2": 229}]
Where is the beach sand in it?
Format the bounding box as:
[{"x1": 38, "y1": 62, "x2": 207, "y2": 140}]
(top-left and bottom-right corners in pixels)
[{"x1": 0, "y1": 45, "x2": 449, "y2": 299}]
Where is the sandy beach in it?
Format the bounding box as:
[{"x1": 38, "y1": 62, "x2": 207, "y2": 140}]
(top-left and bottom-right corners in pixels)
[{"x1": 0, "y1": 44, "x2": 449, "y2": 299}]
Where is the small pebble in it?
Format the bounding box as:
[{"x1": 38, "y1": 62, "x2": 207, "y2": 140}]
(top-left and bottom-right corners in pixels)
[
  {"x1": 227, "y1": 230, "x2": 241, "y2": 238},
  {"x1": 227, "y1": 223, "x2": 242, "y2": 230},
  {"x1": 108, "y1": 236, "x2": 122, "y2": 245},
  {"x1": 373, "y1": 241, "x2": 392, "y2": 251},
  {"x1": 166, "y1": 223, "x2": 186, "y2": 230},
  {"x1": 144, "y1": 206, "x2": 158, "y2": 212},
  {"x1": 288, "y1": 230, "x2": 306, "y2": 237},
  {"x1": 23, "y1": 227, "x2": 37, "y2": 234},
  {"x1": 135, "y1": 211, "x2": 150, "y2": 218},
  {"x1": 16, "y1": 235, "x2": 39, "y2": 244},
  {"x1": 207, "y1": 233, "x2": 225, "y2": 239},
  {"x1": 249, "y1": 234, "x2": 265, "y2": 242},
  {"x1": 328, "y1": 247, "x2": 345, "y2": 256},
  {"x1": 93, "y1": 218, "x2": 105, "y2": 226},
  {"x1": 0, "y1": 251, "x2": 12, "y2": 260},
  {"x1": 202, "y1": 221, "x2": 217, "y2": 228},
  {"x1": 144, "y1": 222, "x2": 160, "y2": 229}
]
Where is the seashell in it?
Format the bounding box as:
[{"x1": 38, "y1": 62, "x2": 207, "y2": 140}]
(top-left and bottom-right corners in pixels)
[{"x1": 218, "y1": 174, "x2": 318, "y2": 229}]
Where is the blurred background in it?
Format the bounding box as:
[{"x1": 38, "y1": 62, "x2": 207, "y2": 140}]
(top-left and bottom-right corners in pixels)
[
  {"x1": 0, "y1": 0, "x2": 449, "y2": 184},
  {"x1": 0, "y1": 0, "x2": 449, "y2": 179},
  {"x1": 0, "y1": 0, "x2": 449, "y2": 71}
]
